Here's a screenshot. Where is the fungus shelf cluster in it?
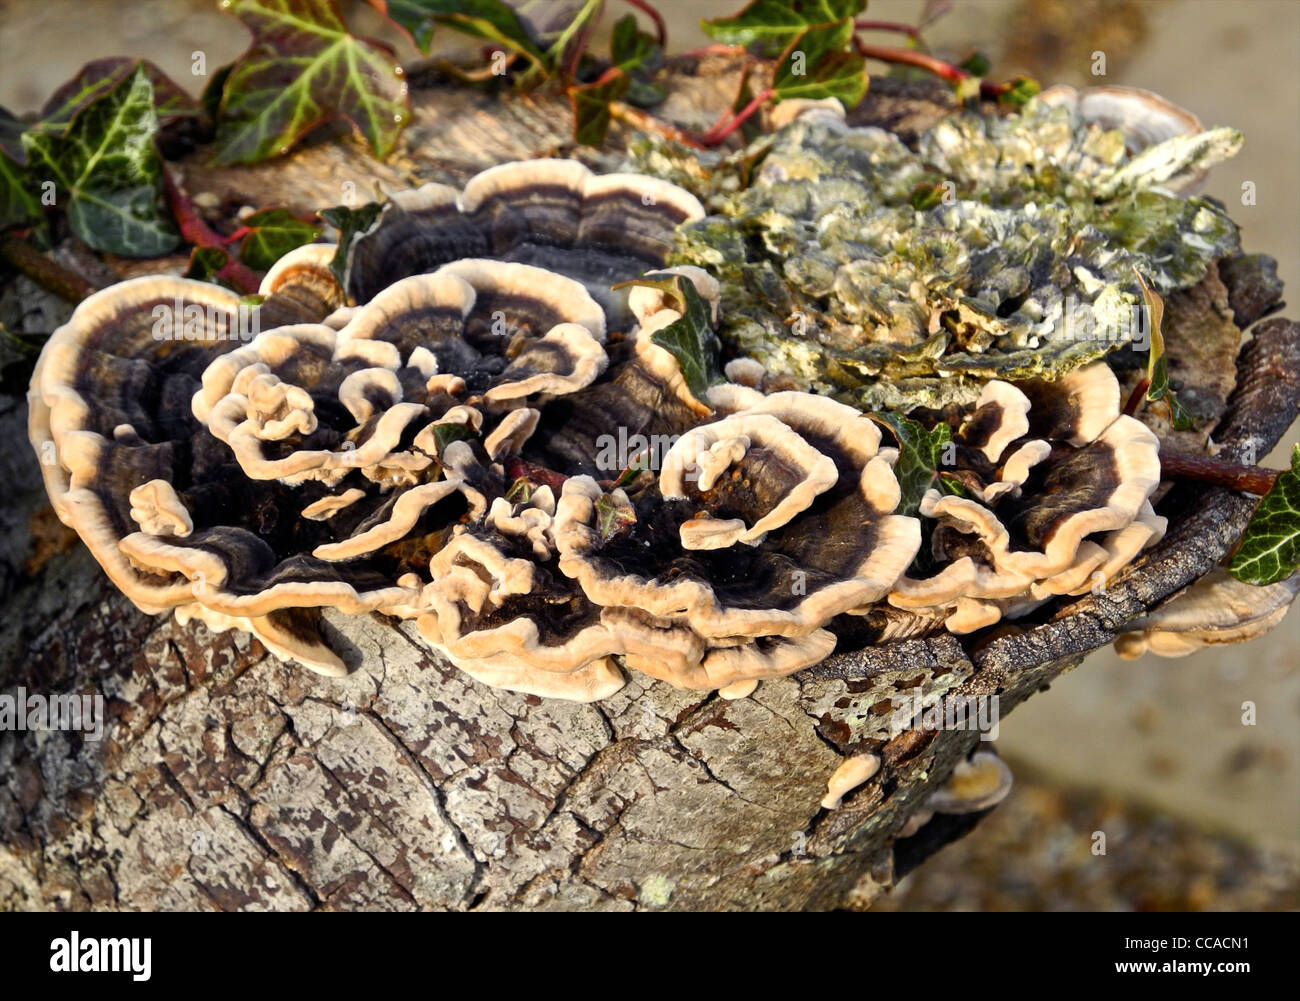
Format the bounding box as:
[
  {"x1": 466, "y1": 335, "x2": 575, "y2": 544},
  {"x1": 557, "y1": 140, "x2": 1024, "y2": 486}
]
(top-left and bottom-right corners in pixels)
[{"x1": 21, "y1": 103, "x2": 1275, "y2": 702}]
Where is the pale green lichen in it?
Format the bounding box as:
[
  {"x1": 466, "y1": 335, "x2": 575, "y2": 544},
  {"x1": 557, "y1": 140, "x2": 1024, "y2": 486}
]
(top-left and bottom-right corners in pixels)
[{"x1": 666, "y1": 98, "x2": 1243, "y2": 410}]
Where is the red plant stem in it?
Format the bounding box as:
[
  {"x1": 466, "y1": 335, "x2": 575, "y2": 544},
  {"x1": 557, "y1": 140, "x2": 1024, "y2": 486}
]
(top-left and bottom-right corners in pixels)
[
  {"x1": 623, "y1": 0, "x2": 667, "y2": 48},
  {"x1": 162, "y1": 167, "x2": 260, "y2": 294},
  {"x1": 1123, "y1": 376, "x2": 1151, "y2": 417},
  {"x1": 1158, "y1": 453, "x2": 1281, "y2": 496},
  {"x1": 854, "y1": 42, "x2": 966, "y2": 83},
  {"x1": 854, "y1": 19, "x2": 921, "y2": 39},
  {"x1": 0, "y1": 234, "x2": 101, "y2": 304},
  {"x1": 698, "y1": 86, "x2": 773, "y2": 146}
]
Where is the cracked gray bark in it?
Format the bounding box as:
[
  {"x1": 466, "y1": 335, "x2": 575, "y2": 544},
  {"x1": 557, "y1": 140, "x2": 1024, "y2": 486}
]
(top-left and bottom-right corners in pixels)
[{"x1": 1, "y1": 56, "x2": 1297, "y2": 912}]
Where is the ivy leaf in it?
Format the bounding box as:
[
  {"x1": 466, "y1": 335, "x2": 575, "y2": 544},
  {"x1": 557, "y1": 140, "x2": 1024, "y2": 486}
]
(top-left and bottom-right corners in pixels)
[
  {"x1": 37, "y1": 58, "x2": 201, "y2": 134},
  {"x1": 569, "y1": 68, "x2": 630, "y2": 146},
  {"x1": 611, "y1": 12, "x2": 665, "y2": 106},
  {"x1": 613, "y1": 272, "x2": 723, "y2": 400},
  {"x1": 201, "y1": 64, "x2": 235, "y2": 124},
  {"x1": 701, "y1": 0, "x2": 866, "y2": 58},
  {"x1": 21, "y1": 66, "x2": 179, "y2": 257},
  {"x1": 611, "y1": 13, "x2": 657, "y2": 70},
  {"x1": 430, "y1": 421, "x2": 478, "y2": 456},
  {"x1": 319, "y1": 200, "x2": 385, "y2": 286},
  {"x1": 214, "y1": 0, "x2": 410, "y2": 166},
  {"x1": 957, "y1": 52, "x2": 990, "y2": 77},
  {"x1": 869, "y1": 412, "x2": 952, "y2": 518},
  {"x1": 997, "y1": 75, "x2": 1040, "y2": 108},
  {"x1": 238, "y1": 207, "x2": 323, "y2": 270},
  {"x1": 0, "y1": 106, "x2": 29, "y2": 164},
  {"x1": 1134, "y1": 268, "x2": 1192, "y2": 431},
  {"x1": 594, "y1": 492, "x2": 637, "y2": 543},
  {"x1": 185, "y1": 246, "x2": 231, "y2": 283},
  {"x1": 612, "y1": 461, "x2": 647, "y2": 490},
  {"x1": 0, "y1": 148, "x2": 40, "y2": 231},
  {"x1": 1228, "y1": 445, "x2": 1300, "y2": 586},
  {"x1": 372, "y1": 0, "x2": 546, "y2": 65},
  {"x1": 771, "y1": 19, "x2": 867, "y2": 106}
]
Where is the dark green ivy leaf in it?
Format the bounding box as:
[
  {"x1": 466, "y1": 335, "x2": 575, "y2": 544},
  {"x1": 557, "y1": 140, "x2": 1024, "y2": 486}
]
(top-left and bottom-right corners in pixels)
[
  {"x1": 374, "y1": 0, "x2": 546, "y2": 65},
  {"x1": 0, "y1": 146, "x2": 41, "y2": 231},
  {"x1": 771, "y1": 19, "x2": 867, "y2": 106},
  {"x1": 21, "y1": 66, "x2": 179, "y2": 257},
  {"x1": 613, "y1": 272, "x2": 723, "y2": 400},
  {"x1": 869, "y1": 411, "x2": 952, "y2": 518},
  {"x1": 701, "y1": 0, "x2": 866, "y2": 58},
  {"x1": 431, "y1": 421, "x2": 478, "y2": 456},
  {"x1": 37, "y1": 58, "x2": 202, "y2": 134},
  {"x1": 185, "y1": 245, "x2": 230, "y2": 283},
  {"x1": 214, "y1": 0, "x2": 411, "y2": 166},
  {"x1": 569, "y1": 68, "x2": 630, "y2": 146},
  {"x1": 238, "y1": 207, "x2": 323, "y2": 270},
  {"x1": 1228, "y1": 444, "x2": 1300, "y2": 586},
  {"x1": 610, "y1": 12, "x2": 665, "y2": 106},
  {"x1": 611, "y1": 13, "x2": 657, "y2": 70},
  {"x1": 0, "y1": 106, "x2": 29, "y2": 164},
  {"x1": 320, "y1": 200, "x2": 385, "y2": 286}
]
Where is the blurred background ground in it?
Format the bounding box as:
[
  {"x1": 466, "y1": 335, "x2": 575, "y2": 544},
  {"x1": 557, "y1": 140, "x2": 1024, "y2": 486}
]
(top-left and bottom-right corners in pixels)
[{"x1": 0, "y1": 0, "x2": 1295, "y2": 910}]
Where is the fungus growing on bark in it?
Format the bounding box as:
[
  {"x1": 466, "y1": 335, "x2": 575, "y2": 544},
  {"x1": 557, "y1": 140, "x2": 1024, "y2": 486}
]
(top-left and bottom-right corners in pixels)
[
  {"x1": 821, "y1": 753, "x2": 882, "y2": 810},
  {"x1": 899, "y1": 751, "x2": 1014, "y2": 836},
  {"x1": 29, "y1": 161, "x2": 937, "y2": 700},
  {"x1": 887, "y1": 363, "x2": 1165, "y2": 632},
  {"x1": 338, "y1": 159, "x2": 705, "y2": 330},
  {"x1": 1114, "y1": 568, "x2": 1300, "y2": 659}
]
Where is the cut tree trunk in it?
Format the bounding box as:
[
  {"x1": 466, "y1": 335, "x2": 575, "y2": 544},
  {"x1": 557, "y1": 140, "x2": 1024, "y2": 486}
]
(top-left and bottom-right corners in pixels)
[{"x1": 0, "y1": 56, "x2": 1296, "y2": 912}]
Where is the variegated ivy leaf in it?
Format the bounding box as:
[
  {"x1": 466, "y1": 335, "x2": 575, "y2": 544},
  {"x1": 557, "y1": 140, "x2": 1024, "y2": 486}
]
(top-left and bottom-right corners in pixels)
[
  {"x1": 868, "y1": 412, "x2": 954, "y2": 518},
  {"x1": 613, "y1": 272, "x2": 723, "y2": 400},
  {"x1": 37, "y1": 58, "x2": 202, "y2": 133},
  {"x1": 21, "y1": 66, "x2": 179, "y2": 257},
  {"x1": 214, "y1": 0, "x2": 410, "y2": 166},
  {"x1": 238, "y1": 208, "x2": 323, "y2": 270},
  {"x1": 1228, "y1": 445, "x2": 1300, "y2": 586}
]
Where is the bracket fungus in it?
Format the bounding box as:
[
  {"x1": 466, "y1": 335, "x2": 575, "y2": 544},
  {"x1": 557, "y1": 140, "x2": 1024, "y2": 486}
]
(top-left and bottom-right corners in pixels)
[
  {"x1": 20, "y1": 134, "x2": 1287, "y2": 711},
  {"x1": 886, "y1": 362, "x2": 1165, "y2": 633},
  {"x1": 27, "y1": 160, "x2": 924, "y2": 701},
  {"x1": 1114, "y1": 568, "x2": 1300, "y2": 659},
  {"x1": 899, "y1": 751, "x2": 1014, "y2": 837}
]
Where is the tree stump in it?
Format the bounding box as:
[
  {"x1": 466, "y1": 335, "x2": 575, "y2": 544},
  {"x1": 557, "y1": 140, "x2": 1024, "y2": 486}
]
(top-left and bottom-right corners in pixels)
[{"x1": 1, "y1": 56, "x2": 1297, "y2": 911}]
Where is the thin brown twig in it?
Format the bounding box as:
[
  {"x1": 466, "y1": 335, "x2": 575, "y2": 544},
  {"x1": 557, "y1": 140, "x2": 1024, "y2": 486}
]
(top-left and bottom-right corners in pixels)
[
  {"x1": 0, "y1": 234, "x2": 102, "y2": 304},
  {"x1": 1158, "y1": 452, "x2": 1281, "y2": 496},
  {"x1": 1123, "y1": 376, "x2": 1151, "y2": 417}
]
